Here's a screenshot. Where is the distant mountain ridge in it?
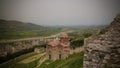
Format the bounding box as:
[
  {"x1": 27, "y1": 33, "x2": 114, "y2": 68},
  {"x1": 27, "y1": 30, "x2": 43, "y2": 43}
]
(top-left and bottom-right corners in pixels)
[
  {"x1": 0, "y1": 19, "x2": 63, "y2": 40},
  {"x1": 0, "y1": 19, "x2": 44, "y2": 31}
]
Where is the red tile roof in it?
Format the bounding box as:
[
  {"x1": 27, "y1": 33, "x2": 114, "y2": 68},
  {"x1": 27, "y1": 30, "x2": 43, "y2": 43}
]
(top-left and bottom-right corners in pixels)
[
  {"x1": 60, "y1": 42, "x2": 70, "y2": 47},
  {"x1": 47, "y1": 33, "x2": 70, "y2": 47},
  {"x1": 59, "y1": 33, "x2": 69, "y2": 38},
  {"x1": 48, "y1": 40, "x2": 60, "y2": 47}
]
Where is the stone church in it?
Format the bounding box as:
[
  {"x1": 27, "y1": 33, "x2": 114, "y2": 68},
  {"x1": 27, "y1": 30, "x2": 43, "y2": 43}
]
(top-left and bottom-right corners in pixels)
[{"x1": 46, "y1": 33, "x2": 70, "y2": 61}]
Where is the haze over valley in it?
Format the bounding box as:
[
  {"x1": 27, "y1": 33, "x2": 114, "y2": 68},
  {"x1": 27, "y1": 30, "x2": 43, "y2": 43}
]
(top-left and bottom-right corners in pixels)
[{"x1": 0, "y1": 0, "x2": 120, "y2": 68}]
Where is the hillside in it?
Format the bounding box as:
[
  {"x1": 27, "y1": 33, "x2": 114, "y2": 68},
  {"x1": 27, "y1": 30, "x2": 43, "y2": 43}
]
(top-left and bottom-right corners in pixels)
[
  {"x1": 0, "y1": 19, "x2": 44, "y2": 31},
  {"x1": 0, "y1": 19, "x2": 62, "y2": 40}
]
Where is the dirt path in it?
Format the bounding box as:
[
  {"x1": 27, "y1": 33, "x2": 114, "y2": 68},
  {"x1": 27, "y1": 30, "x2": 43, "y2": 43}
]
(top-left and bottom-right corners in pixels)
[
  {"x1": 18, "y1": 52, "x2": 46, "y2": 64},
  {"x1": 35, "y1": 54, "x2": 47, "y2": 68}
]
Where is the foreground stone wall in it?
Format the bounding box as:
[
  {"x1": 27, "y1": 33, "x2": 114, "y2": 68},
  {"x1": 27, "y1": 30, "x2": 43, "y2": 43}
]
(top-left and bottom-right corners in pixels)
[{"x1": 83, "y1": 14, "x2": 120, "y2": 68}]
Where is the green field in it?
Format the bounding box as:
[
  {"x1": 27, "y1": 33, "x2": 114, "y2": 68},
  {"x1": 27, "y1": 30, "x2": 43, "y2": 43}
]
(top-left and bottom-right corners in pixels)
[{"x1": 0, "y1": 28, "x2": 62, "y2": 40}]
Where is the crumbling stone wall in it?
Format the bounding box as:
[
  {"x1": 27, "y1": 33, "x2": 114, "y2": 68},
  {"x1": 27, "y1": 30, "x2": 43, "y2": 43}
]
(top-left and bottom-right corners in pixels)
[
  {"x1": 0, "y1": 37, "x2": 49, "y2": 57},
  {"x1": 83, "y1": 14, "x2": 120, "y2": 68}
]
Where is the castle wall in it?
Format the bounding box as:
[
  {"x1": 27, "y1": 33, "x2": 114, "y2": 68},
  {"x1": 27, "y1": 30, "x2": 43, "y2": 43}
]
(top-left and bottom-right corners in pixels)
[
  {"x1": 83, "y1": 15, "x2": 120, "y2": 68},
  {"x1": 0, "y1": 37, "x2": 55, "y2": 57}
]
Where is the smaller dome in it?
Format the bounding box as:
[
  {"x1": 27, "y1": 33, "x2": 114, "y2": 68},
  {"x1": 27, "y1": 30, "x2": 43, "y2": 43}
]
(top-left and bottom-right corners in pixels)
[
  {"x1": 48, "y1": 40, "x2": 60, "y2": 47},
  {"x1": 59, "y1": 33, "x2": 69, "y2": 38}
]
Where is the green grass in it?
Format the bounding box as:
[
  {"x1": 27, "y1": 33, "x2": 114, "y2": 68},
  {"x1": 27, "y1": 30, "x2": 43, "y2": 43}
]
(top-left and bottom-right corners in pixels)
[
  {"x1": 0, "y1": 52, "x2": 84, "y2": 68},
  {"x1": 39, "y1": 52, "x2": 84, "y2": 68}
]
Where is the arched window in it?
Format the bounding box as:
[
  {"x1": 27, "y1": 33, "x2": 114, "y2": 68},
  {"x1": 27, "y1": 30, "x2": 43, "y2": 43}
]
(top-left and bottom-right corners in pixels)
[
  {"x1": 49, "y1": 54, "x2": 51, "y2": 60},
  {"x1": 59, "y1": 54, "x2": 62, "y2": 59}
]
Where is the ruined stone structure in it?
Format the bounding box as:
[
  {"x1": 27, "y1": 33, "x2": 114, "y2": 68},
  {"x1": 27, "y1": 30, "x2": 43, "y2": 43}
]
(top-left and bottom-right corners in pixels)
[
  {"x1": 46, "y1": 33, "x2": 70, "y2": 61},
  {"x1": 84, "y1": 14, "x2": 120, "y2": 68},
  {"x1": 0, "y1": 36, "x2": 57, "y2": 57}
]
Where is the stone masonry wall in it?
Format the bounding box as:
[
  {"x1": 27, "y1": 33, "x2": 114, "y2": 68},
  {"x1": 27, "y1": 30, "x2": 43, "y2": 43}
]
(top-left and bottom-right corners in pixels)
[
  {"x1": 0, "y1": 37, "x2": 51, "y2": 57},
  {"x1": 83, "y1": 14, "x2": 120, "y2": 68}
]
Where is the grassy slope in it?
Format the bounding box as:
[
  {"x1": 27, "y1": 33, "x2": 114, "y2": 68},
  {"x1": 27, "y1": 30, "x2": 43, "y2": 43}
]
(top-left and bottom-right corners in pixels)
[
  {"x1": 0, "y1": 53, "x2": 40, "y2": 68},
  {"x1": 0, "y1": 52, "x2": 84, "y2": 68},
  {"x1": 39, "y1": 52, "x2": 84, "y2": 68}
]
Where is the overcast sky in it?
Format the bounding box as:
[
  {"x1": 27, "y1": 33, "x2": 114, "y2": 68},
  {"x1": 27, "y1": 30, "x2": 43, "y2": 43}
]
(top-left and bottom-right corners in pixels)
[{"x1": 0, "y1": 0, "x2": 120, "y2": 26}]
